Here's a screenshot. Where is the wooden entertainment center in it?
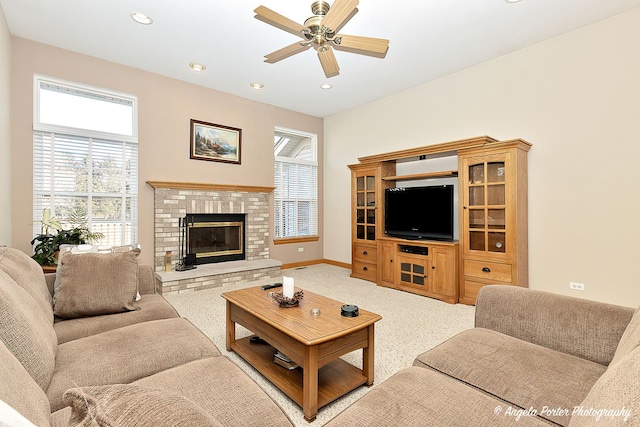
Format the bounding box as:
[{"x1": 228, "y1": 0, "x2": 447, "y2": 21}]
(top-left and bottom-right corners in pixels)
[{"x1": 349, "y1": 136, "x2": 531, "y2": 305}]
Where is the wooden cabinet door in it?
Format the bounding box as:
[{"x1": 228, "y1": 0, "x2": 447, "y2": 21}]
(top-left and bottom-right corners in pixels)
[
  {"x1": 353, "y1": 168, "x2": 379, "y2": 244},
  {"x1": 379, "y1": 241, "x2": 395, "y2": 285},
  {"x1": 397, "y1": 254, "x2": 429, "y2": 290},
  {"x1": 460, "y1": 152, "x2": 512, "y2": 260},
  {"x1": 430, "y1": 246, "x2": 455, "y2": 297}
]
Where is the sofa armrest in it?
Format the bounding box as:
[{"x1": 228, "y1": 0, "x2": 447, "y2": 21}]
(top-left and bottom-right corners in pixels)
[
  {"x1": 138, "y1": 265, "x2": 156, "y2": 295},
  {"x1": 475, "y1": 285, "x2": 634, "y2": 366}
]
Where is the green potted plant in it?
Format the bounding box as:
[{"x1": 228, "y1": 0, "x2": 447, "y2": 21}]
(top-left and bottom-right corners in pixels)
[{"x1": 31, "y1": 208, "x2": 104, "y2": 265}]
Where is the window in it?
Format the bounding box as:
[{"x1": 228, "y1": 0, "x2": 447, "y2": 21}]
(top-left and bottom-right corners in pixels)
[
  {"x1": 273, "y1": 128, "x2": 318, "y2": 240},
  {"x1": 33, "y1": 76, "x2": 138, "y2": 246}
]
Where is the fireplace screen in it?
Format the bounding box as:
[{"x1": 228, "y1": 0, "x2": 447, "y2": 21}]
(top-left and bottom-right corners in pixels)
[{"x1": 185, "y1": 214, "x2": 245, "y2": 264}]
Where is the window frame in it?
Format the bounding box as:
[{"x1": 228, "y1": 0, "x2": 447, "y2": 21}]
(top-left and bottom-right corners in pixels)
[
  {"x1": 273, "y1": 126, "x2": 319, "y2": 244},
  {"x1": 34, "y1": 75, "x2": 138, "y2": 141},
  {"x1": 32, "y1": 75, "x2": 139, "y2": 246}
]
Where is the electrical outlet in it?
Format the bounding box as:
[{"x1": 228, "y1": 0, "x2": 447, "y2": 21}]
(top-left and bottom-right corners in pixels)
[
  {"x1": 569, "y1": 282, "x2": 585, "y2": 291},
  {"x1": 298, "y1": 247, "x2": 304, "y2": 253}
]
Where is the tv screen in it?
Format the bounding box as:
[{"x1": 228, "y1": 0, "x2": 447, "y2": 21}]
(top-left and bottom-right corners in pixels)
[{"x1": 384, "y1": 185, "x2": 454, "y2": 241}]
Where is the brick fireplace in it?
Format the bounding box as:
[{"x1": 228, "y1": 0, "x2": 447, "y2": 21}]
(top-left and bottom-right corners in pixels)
[{"x1": 147, "y1": 181, "x2": 281, "y2": 294}]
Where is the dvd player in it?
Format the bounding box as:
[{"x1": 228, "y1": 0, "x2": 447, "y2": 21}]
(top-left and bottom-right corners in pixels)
[{"x1": 400, "y1": 245, "x2": 428, "y2": 256}]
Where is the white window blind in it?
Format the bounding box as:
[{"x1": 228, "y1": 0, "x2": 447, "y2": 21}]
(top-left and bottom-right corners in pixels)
[
  {"x1": 33, "y1": 76, "x2": 138, "y2": 246},
  {"x1": 273, "y1": 129, "x2": 318, "y2": 239}
]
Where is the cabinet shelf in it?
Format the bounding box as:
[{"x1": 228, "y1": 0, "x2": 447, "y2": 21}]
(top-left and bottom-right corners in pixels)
[
  {"x1": 382, "y1": 170, "x2": 458, "y2": 181},
  {"x1": 468, "y1": 181, "x2": 506, "y2": 186}
]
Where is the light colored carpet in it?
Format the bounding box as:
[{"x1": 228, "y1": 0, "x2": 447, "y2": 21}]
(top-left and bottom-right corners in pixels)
[{"x1": 165, "y1": 264, "x2": 475, "y2": 426}]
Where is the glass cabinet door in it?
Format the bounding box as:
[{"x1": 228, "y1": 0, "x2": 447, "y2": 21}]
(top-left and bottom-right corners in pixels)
[
  {"x1": 355, "y1": 173, "x2": 377, "y2": 241},
  {"x1": 398, "y1": 258, "x2": 427, "y2": 287},
  {"x1": 464, "y1": 157, "x2": 507, "y2": 254}
]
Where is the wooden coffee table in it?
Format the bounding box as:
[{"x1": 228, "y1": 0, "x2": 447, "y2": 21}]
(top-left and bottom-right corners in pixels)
[{"x1": 222, "y1": 285, "x2": 382, "y2": 422}]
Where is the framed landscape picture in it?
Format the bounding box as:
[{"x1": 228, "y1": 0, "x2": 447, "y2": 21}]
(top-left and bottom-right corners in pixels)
[{"x1": 190, "y1": 119, "x2": 242, "y2": 164}]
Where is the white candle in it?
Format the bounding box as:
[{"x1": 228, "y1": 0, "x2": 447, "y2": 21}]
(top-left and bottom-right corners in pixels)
[{"x1": 283, "y1": 276, "x2": 294, "y2": 299}]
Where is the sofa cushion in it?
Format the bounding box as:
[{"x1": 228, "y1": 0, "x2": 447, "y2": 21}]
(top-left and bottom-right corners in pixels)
[
  {"x1": 54, "y1": 294, "x2": 179, "y2": 344},
  {"x1": 46, "y1": 317, "x2": 220, "y2": 412},
  {"x1": 133, "y1": 357, "x2": 294, "y2": 427},
  {"x1": 569, "y1": 346, "x2": 639, "y2": 426},
  {"x1": 53, "y1": 250, "x2": 141, "y2": 319},
  {"x1": 0, "y1": 247, "x2": 53, "y2": 320},
  {"x1": 414, "y1": 328, "x2": 606, "y2": 426},
  {"x1": 0, "y1": 269, "x2": 57, "y2": 390},
  {"x1": 325, "y1": 366, "x2": 550, "y2": 427},
  {"x1": 63, "y1": 384, "x2": 223, "y2": 427},
  {"x1": 610, "y1": 306, "x2": 640, "y2": 366},
  {"x1": 0, "y1": 339, "x2": 51, "y2": 427}
]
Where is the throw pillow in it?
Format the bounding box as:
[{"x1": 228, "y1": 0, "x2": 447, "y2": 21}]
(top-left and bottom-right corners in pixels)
[
  {"x1": 53, "y1": 250, "x2": 141, "y2": 319},
  {"x1": 63, "y1": 384, "x2": 223, "y2": 427}
]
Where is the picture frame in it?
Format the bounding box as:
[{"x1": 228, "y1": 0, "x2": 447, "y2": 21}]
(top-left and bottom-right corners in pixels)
[{"x1": 190, "y1": 119, "x2": 242, "y2": 164}]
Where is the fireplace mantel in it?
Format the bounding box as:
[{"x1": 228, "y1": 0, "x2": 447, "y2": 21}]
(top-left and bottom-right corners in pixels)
[{"x1": 146, "y1": 181, "x2": 274, "y2": 193}]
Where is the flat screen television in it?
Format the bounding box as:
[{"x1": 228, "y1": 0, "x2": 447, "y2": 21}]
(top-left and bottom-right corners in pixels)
[{"x1": 384, "y1": 185, "x2": 454, "y2": 241}]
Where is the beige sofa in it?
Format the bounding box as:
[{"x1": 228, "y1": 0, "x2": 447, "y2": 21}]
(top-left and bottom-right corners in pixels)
[
  {"x1": 3, "y1": 243, "x2": 639, "y2": 426},
  {"x1": 327, "y1": 285, "x2": 640, "y2": 426},
  {"x1": 0, "y1": 247, "x2": 293, "y2": 426}
]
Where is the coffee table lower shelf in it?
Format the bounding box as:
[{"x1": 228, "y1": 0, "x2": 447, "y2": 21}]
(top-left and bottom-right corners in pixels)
[{"x1": 231, "y1": 336, "x2": 367, "y2": 410}]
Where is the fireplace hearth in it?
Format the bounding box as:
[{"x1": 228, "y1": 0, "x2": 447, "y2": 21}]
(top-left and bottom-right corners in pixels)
[{"x1": 184, "y1": 213, "x2": 246, "y2": 265}]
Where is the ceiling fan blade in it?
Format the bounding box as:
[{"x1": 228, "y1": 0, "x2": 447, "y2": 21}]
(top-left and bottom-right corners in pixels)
[
  {"x1": 254, "y1": 6, "x2": 306, "y2": 37},
  {"x1": 264, "y1": 42, "x2": 311, "y2": 63},
  {"x1": 332, "y1": 8, "x2": 359, "y2": 34},
  {"x1": 333, "y1": 34, "x2": 389, "y2": 58},
  {"x1": 322, "y1": 0, "x2": 359, "y2": 33},
  {"x1": 318, "y1": 48, "x2": 340, "y2": 78}
]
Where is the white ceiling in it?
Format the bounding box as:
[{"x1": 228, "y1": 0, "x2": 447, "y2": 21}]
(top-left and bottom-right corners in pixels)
[{"x1": 2, "y1": 0, "x2": 640, "y2": 118}]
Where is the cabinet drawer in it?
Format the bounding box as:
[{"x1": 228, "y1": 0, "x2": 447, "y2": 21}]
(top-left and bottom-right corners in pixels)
[
  {"x1": 461, "y1": 280, "x2": 517, "y2": 305},
  {"x1": 460, "y1": 280, "x2": 486, "y2": 303},
  {"x1": 464, "y1": 260, "x2": 512, "y2": 283},
  {"x1": 352, "y1": 261, "x2": 377, "y2": 278},
  {"x1": 353, "y1": 245, "x2": 377, "y2": 262}
]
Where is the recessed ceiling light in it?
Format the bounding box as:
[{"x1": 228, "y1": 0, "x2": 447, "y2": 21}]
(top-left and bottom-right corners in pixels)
[
  {"x1": 250, "y1": 83, "x2": 264, "y2": 90},
  {"x1": 505, "y1": 0, "x2": 522, "y2": 3},
  {"x1": 130, "y1": 12, "x2": 153, "y2": 25},
  {"x1": 320, "y1": 83, "x2": 333, "y2": 90},
  {"x1": 189, "y1": 63, "x2": 206, "y2": 72}
]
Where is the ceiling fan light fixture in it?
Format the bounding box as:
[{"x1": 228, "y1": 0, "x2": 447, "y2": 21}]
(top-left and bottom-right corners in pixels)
[
  {"x1": 130, "y1": 12, "x2": 153, "y2": 25},
  {"x1": 189, "y1": 63, "x2": 206, "y2": 72},
  {"x1": 250, "y1": 82, "x2": 265, "y2": 90}
]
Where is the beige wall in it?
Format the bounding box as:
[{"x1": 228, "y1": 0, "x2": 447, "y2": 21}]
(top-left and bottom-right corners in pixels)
[
  {"x1": 0, "y1": 6, "x2": 11, "y2": 246},
  {"x1": 324, "y1": 8, "x2": 640, "y2": 307},
  {"x1": 10, "y1": 38, "x2": 323, "y2": 266}
]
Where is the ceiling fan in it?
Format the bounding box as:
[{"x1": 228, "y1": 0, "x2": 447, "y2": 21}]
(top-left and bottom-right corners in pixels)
[{"x1": 254, "y1": 0, "x2": 389, "y2": 78}]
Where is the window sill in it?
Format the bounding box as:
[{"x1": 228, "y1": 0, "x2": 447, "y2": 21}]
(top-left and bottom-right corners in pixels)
[{"x1": 274, "y1": 236, "x2": 319, "y2": 245}]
